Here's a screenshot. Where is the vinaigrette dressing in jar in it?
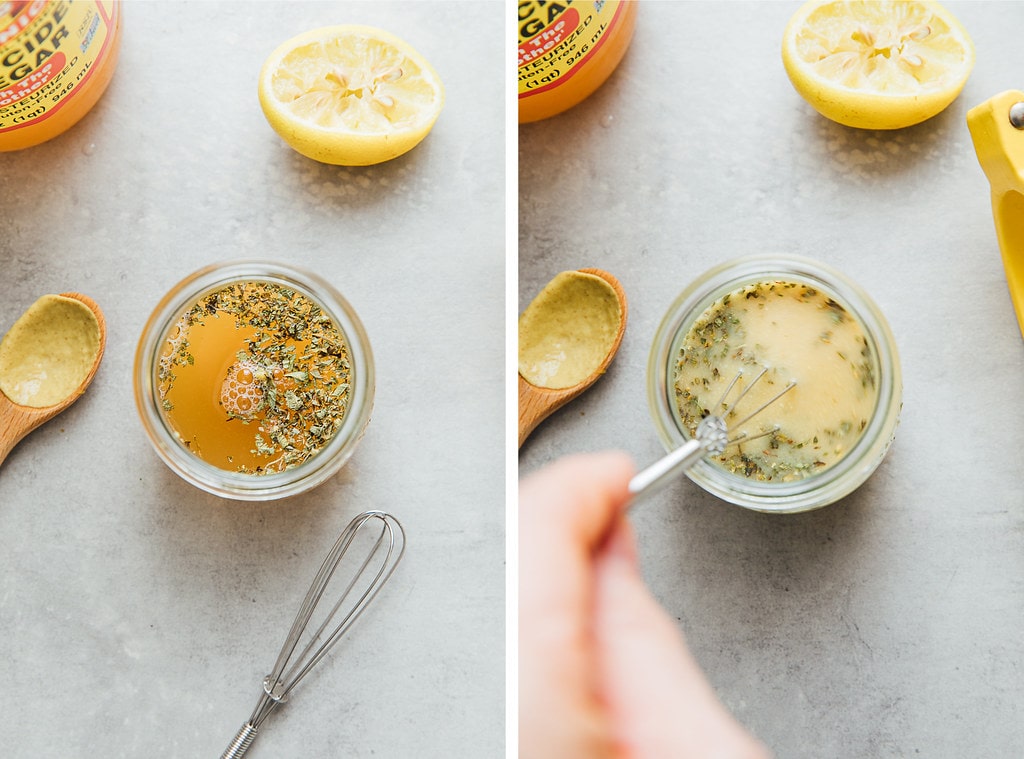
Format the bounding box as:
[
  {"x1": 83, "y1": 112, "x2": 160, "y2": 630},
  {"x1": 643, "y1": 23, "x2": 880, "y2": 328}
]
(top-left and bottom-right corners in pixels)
[
  {"x1": 135, "y1": 262, "x2": 374, "y2": 501},
  {"x1": 673, "y1": 280, "x2": 879, "y2": 483},
  {"x1": 647, "y1": 255, "x2": 901, "y2": 513}
]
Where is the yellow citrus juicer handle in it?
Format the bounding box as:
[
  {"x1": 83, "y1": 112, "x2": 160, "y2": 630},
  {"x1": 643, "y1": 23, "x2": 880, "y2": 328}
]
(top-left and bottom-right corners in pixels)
[{"x1": 967, "y1": 90, "x2": 1024, "y2": 338}]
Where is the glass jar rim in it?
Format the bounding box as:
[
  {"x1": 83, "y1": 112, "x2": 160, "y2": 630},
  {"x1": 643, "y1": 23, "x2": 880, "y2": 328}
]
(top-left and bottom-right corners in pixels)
[
  {"x1": 646, "y1": 254, "x2": 902, "y2": 513},
  {"x1": 133, "y1": 260, "x2": 374, "y2": 501}
]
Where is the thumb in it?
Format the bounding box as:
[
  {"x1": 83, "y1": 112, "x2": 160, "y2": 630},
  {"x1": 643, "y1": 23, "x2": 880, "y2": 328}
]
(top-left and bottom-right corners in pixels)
[{"x1": 593, "y1": 523, "x2": 771, "y2": 759}]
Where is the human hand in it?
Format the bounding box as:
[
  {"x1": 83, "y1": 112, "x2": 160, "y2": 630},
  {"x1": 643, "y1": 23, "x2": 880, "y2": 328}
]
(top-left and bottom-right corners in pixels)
[{"x1": 519, "y1": 451, "x2": 770, "y2": 758}]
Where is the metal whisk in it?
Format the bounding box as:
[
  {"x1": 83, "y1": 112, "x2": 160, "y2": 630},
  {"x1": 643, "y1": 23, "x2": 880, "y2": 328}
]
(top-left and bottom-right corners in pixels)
[
  {"x1": 629, "y1": 367, "x2": 796, "y2": 502},
  {"x1": 219, "y1": 510, "x2": 406, "y2": 759}
]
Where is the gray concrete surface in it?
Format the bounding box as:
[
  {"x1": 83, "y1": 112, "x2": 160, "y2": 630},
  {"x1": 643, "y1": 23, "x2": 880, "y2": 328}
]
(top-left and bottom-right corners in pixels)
[
  {"x1": 0, "y1": 3, "x2": 503, "y2": 758},
  {"x1": 519, "y1": 2, "x2": 1024, "y2": 757}
]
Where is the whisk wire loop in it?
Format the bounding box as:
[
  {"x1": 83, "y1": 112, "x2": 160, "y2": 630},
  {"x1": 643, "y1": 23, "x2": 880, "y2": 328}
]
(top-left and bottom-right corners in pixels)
[
  {"x1": 276, "y1": 520, "x2": 398, "y2": 698},
  {"x1": 726, "y1": 379, "x2": 797, "y2": 442},
  {"x1": 715, "y1": 366, "x2": 766, "y2": 419}
]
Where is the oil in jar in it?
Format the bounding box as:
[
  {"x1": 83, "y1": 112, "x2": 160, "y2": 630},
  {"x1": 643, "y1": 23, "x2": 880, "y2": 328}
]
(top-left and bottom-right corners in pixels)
[{"x1": 158, "y1": 281, "x2": 351, "y2": 474}]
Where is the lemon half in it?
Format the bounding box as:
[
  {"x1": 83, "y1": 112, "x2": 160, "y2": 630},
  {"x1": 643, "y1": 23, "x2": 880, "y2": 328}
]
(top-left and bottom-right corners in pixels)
[
  {"x1": 258, "y1": 25, "x2": 444, "y2": 166},
  {"x1": 782, "y1": 0, "x2": 974, "y2": 130}
]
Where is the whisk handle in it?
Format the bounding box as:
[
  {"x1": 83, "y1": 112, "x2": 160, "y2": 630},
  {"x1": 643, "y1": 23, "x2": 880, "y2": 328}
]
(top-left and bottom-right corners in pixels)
[
  {"x1": 219, "y1": 722, "x2": 259, "y2": 759},
  {"x1": 628, "y1": 438, "x2": 705, "y2": 505}
]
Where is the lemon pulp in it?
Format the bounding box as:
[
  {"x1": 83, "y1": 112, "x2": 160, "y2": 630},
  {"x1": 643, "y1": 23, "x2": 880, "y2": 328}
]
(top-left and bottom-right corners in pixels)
[
  {"x1": 782, "y1": 0, "x2": 974, "y2": 130},
  {"x1": 259, "y1": 25, "x2": 444, "y2": 165}
]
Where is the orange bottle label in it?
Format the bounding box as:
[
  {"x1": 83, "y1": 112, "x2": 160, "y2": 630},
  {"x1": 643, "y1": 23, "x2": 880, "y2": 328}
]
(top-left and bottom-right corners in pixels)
[
  {"x1": 0, "y1": 0, "x2": 118, "y2": 134},
  {"x1": 517, "y1": 0, "x2": 629, "y2": 99}
]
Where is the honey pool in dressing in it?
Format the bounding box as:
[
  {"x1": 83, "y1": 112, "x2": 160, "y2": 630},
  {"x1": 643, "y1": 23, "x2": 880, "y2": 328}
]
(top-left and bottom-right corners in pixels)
[
  {"x1": 673, "y1": 280, "x2": 879, "y2": 482},
  {"x1": 158, "y1": 281, "x2": 351, "y2": 474}
]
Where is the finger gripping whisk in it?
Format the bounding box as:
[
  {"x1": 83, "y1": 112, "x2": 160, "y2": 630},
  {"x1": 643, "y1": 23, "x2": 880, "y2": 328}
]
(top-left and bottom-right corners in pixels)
[
  {"x1": 629, "y1": 367, "x2": 796, "y2": 502},
  {"x1": 219, "y1": 510, "x2": 406, "y2": 759}
]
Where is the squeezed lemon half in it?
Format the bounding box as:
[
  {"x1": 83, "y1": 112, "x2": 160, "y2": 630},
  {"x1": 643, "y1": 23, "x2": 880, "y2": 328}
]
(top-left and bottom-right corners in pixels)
[
  {"x1": 782, "y1": 0, "x2": 974, "y2": 130},
  {"x1": 258, "y1": 25, "x2": 444, "y2": 165}
]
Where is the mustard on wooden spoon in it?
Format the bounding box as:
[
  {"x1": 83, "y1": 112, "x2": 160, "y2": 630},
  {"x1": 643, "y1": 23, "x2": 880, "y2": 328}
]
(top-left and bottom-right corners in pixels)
[
  {"x1": 518, "y1": 268, "x2": 627, "y2": 447},
  {"x1": 0, "y1": 293, "x2": 106, "y2": 467}
]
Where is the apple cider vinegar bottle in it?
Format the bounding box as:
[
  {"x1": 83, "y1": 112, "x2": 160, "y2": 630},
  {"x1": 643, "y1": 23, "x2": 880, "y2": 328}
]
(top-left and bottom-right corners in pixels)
[
  {"x1": 0, "y1": 1, "x2": 122, "y2": 151},
  {"x1": 518, "y1": 0, "x2": 637, "y2": 123}
]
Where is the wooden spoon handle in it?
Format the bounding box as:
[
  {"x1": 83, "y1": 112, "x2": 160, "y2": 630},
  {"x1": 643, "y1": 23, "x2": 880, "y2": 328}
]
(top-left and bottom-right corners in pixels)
[
  {"x1": 0, "y1": 395, "x2": 21, "y2": 466},
  {"x1": 0, "y1": 393, "x2": 59, "y2": 468},
  {"x1": 518, "y1": 374, "x2": 579, "y2": 448}
]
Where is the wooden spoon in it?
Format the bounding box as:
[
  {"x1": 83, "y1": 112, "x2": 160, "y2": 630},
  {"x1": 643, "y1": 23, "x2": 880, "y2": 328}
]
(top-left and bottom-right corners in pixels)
[
  {"x1": 518, "y1": 268, "x2": 627, "y2": 447},
  {"x1": 0, "y1": 292, "x2": 107, "y2": 467}
]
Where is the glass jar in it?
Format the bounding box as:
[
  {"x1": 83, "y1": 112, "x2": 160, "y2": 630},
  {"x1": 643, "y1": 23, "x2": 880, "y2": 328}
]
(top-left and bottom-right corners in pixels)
[
  {"x1": 134, "y1": 260, "x2": 374, "y2": 501},
  {"x1": 646, "y1": 254, "x2": 902, "y2": 513}
]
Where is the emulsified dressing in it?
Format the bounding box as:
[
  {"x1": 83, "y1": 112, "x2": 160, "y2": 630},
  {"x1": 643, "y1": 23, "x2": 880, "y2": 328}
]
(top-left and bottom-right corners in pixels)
[{"x1": 674, "y1": 280, "x2": 879, "y2": 481}]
